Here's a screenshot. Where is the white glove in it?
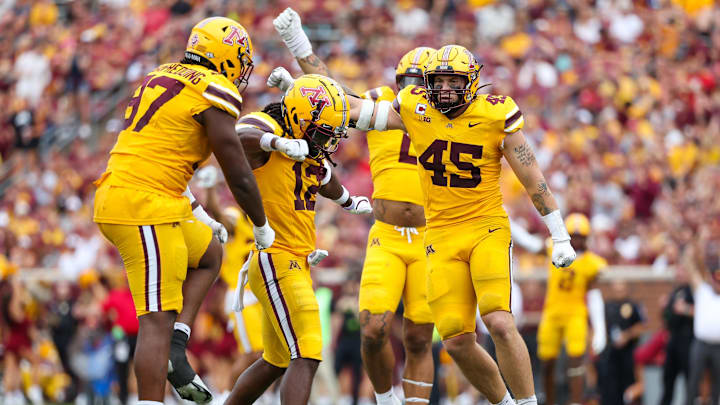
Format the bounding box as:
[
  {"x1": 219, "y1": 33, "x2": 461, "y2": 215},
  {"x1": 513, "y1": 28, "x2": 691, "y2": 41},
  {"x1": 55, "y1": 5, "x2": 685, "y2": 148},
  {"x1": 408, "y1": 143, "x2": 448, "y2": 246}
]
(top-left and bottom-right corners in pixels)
[
  {"x1": 273, "y1": 7, "x2": 312, "y2": 59},
  {"x1": 276, "y1": 137, "x2": 309, "y2": 162},
  {"x1": 307, "y1": 249, "x2": 329, "y2": 266},
  {"x1": 253, "y1": 221, "x2": 275, "y2": 250},
  {"x1": 195, "y1": 165, "x2": 218, "y2": 188},
  {"x1": 551, "y1": 239, "x2": 577, "y2": 268},
  {"x1": 267, "y1": 67, "x2": 295, "y2": 92},
  {"x1": 232, "y1": 251, "x2": 253, "y2": 312},
  {"x1": 343, "y1": 196, "x2": 373, "y2": 215},
  {"x1": 541, "y1": 210, "x2": 577, "y2": 268},
  {"x1": 260, "y1": 132, "x2": 308, "y2": 161},
  {"x1": 209, "y1": 220, "x2": 228, "y2": 244}
]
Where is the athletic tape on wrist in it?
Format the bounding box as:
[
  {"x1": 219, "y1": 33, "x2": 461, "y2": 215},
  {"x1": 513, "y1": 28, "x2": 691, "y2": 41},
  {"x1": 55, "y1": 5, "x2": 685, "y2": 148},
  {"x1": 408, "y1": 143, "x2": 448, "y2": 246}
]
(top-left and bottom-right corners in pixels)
[
  {"x1": 260, "y1": 133, "x2": 279, "y2": 152},
  {"x1": 333, "y1": 186, "x2": 350, "y2": 205},
  {"x1": 374, "y1": 100, "x2": 391, "y2": 131},
  {"x1": 355, "y1": 99, "x2": 375, "y2": 131}
]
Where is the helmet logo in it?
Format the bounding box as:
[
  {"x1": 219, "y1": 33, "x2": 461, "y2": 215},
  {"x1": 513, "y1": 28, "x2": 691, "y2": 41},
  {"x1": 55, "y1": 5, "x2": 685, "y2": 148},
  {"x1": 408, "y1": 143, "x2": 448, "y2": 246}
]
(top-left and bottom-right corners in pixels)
[
  {"x1": 188, "y1": 33, "x2": 199, "y2": 48},
  {"x1": 222, "y1": 26, "x2": 247, "y2": 47},
  {"x1": 300, "y1": 86, "x2": 330, "y2": 120}
]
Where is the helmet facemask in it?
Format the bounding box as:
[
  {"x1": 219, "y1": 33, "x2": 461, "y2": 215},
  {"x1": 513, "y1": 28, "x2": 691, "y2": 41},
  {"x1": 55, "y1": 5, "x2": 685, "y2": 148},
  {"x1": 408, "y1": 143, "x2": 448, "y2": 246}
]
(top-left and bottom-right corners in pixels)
[
  {"x1": 426, "y1": 72, "x2": 471, "y2": 113},
  {"x1": 233, "y1": 50, "x2": 254, "y2": 93},
  {"x1": 281, "y1": 98, "x2": 348, "y2": 163}
]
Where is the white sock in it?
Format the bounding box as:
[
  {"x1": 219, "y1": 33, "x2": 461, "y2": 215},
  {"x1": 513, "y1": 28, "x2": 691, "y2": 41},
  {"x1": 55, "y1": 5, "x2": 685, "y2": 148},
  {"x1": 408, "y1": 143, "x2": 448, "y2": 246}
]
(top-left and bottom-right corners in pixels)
[
  {"x1": 174, "y1": 322, "x2": 191, "y2": 338},
  {"x1": 137, "y1": 401, "x2": 164, "y2": 405},
  {"x1": 374, "y1": 388, "x2": 399, "y2": 405},
  {"x1": 516, "y1": 394, "x2": 537, "y2": 405},
  {"x1": 492, "y1": 391, "x2": 514, "y2": 405}
]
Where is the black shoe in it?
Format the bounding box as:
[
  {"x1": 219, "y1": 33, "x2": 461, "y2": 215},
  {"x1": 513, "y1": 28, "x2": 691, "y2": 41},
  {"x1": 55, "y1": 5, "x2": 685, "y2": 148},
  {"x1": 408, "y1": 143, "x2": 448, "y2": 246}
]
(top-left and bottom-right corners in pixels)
[{"x1": 167, "y1": 329, "x2": 213, "y2": 404}]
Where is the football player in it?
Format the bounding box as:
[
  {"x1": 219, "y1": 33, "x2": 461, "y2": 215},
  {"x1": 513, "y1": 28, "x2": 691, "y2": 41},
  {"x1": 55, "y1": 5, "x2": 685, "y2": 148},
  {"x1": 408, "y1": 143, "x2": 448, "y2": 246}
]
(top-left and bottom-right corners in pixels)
[
  {"x1": 224, "y1": 74, "x2": 372, "y2": 405},
  {"x1": 93, "y1": 17, "x2": 275, "y2": 405},
  {"x1": 271, "y1": 8, "x2": 436, "y2": 404},
  {"x1": 307, "y1": 45, "x2": 578, "y2": 405},
  {"x1": 538, "y1": 213, "x2": 607, "y2": 405}
]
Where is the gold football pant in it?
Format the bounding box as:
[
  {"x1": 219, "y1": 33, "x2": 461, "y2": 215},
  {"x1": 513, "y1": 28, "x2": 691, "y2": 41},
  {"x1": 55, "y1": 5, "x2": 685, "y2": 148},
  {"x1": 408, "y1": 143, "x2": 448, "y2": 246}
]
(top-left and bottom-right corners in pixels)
[
  {"x1": 359, "y1": 220, "x2": 433, "y2": 323},
  {"x1": 248, "y1": 250, "x2": 322, "y2": 368},
  {"x1": 97, "y1": 219, "x2": 212, "y2": 316},
  {"x1": 424, "y1": 217, "x2": 513, "y2": 340}
]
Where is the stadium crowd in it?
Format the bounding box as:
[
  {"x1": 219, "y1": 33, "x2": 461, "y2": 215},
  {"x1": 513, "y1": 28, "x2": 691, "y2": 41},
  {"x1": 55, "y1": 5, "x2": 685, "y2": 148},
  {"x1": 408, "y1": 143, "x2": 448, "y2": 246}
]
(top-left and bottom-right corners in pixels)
[{"x1": 1, "y1": 0, "x2": 719, "y2": 404}]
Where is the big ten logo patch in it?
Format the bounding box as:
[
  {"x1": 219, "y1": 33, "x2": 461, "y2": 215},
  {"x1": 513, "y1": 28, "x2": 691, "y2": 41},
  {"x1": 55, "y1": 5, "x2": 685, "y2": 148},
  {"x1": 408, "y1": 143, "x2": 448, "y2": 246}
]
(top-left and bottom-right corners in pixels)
[{"x1": 288, "y1": 260, "x2": 302, "y2": 270}]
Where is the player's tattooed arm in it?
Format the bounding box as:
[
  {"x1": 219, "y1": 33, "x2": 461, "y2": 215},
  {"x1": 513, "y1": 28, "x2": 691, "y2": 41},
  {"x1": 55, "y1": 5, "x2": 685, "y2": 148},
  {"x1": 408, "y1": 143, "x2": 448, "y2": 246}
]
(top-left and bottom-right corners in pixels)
[
  {"x1": 531, "y1": 181, "x2": 553, "y2": 216},
  {"x1": 502, "y1": 130, "x2": 558, "y2": 216},
  {"x1": 297, "y1": 54, "x2": 330, "y2": 76},
  {"x1": 297, "y1": 53, "x2": 358, "y2": 97}
]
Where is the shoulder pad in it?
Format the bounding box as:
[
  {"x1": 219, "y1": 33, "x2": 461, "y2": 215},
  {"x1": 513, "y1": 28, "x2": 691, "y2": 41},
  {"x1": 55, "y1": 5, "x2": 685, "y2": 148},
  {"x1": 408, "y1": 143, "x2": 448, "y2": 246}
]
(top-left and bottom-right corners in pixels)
[
  {"x1": 236, "y1": 111, "x2": 283, "y2": 136},
  {"x1": 362, "y1": 86, "x2": 396, "y2": 102},
  {"x1": 201, "y1": 73, "x2": 243, "y2": 119},
  {"x1": 477, "y1": 94, "x2": 524, "y2": 134}
]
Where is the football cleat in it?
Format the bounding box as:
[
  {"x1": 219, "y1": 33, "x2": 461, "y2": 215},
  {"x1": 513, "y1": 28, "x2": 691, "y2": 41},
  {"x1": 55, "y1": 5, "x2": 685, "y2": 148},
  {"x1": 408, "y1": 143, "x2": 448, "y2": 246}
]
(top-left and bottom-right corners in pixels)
[{"x1": 168, "y1": 330, "x2": 213, "y2": 404}]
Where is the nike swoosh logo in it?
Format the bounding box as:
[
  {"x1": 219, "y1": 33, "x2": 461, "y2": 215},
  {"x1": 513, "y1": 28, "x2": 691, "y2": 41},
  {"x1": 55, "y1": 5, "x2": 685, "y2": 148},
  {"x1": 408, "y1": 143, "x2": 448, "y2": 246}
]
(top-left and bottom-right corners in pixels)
[
  {"x1": 469, "y1": 122, "x2": 481, "y2": 128},
  {"x1": 488, "y1": 227, "x2": 501, "y2": 233}
]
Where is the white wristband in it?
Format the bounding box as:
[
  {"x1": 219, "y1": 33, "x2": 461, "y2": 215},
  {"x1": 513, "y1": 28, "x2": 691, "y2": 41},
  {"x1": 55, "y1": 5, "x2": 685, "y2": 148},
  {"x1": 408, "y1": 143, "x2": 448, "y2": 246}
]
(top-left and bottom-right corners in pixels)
[
  {"x1": 355, "y1": 99, "x2": 375, "y2": 131},
  {"x1": 260, "y1": 133, "x2": 279, "y2": 152},
  {"x1": 541, "y1": 210, "x2": 571, "y2": 242},
  {"x1": 192, "y1": 205, "x2": 214, "y2": 226},
  {"x1": 333, "y1": 186, "x2": 350, "y2": 205},
  {"x1": 374, "y1": 100, "x2": 391, "y2": 131},
  {"x1": 182, "y1": 186, "x2": 196, "y2": 204},
  {"x1": 320, "y1": 160, "x2": 332, "y2": 186}
]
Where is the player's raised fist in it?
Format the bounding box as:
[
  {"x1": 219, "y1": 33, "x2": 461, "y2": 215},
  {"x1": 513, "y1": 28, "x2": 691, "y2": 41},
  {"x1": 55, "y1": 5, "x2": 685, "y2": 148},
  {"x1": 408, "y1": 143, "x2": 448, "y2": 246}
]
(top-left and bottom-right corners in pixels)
[
  {"x1": 267, "y1": 67, "x2": 294, "y2": 92},
  {"x1": 273, "y1": 8, "x2": 312, "y2": 59}
]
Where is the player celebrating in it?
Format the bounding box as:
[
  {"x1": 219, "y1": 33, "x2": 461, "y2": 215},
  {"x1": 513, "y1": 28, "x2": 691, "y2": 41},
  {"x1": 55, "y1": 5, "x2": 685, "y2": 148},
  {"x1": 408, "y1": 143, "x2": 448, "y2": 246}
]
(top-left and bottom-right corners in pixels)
[
  {"x1": 271, "y1": 8, "x2": 436, "y2": 404},
  {"x1": 224, "y1": 74, "x2": 372, "y2": 405},
  {"x1": 93, "y1": 17, "x2": 275, "y2": 405},
  {"x1": 287, "y1": 45, "x2": 578, "y2": 405},
  {"x1": 538, "y1": 213, "x2": 607, "y2": 405}
]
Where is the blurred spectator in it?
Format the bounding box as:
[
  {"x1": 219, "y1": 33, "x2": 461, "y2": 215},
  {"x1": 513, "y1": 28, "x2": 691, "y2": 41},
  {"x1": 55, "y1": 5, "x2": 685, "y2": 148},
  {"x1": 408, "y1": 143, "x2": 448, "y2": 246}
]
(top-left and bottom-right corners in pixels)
[
  {"x1": 596, "y1": 280, "x2": 646, "y2": 405},
  {"x1": 659, "y1": 266, "x2": 695, "y2": 405},
  {"x1": 101, "y1": 276, "x2": 138, "y2": 405},
  {"x1": 685, "y1": 241, "x2": 720, "y2": 405}
]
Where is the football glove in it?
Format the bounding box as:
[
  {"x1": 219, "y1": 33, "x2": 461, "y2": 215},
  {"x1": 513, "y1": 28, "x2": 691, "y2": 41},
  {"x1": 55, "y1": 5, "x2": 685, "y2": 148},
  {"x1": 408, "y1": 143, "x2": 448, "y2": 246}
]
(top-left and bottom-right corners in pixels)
[
  {"x1": 541, "y1": 210, "x2": 577, "y2": 268},
  {"x1": 208, "y1": 220, "x2": 228, "y2": 244},
  {"x1": 260, "y1": 132, "x2": 308, "y2": 161},
  {"x1": 253, "y1": 220, "x2": 275, "y2": 250},
  {"x1": 267, "y1": 67, "x2": 295, "y2": 92},
  {"x1": 307, "y1": 249, "x2": 329, "y2": 266},
  {"x1": 273, "y1": 7, "x2": 312, "y2": 59},
  {"x1": 344, "y1": 196, "x2": 373, "y2": 215}
]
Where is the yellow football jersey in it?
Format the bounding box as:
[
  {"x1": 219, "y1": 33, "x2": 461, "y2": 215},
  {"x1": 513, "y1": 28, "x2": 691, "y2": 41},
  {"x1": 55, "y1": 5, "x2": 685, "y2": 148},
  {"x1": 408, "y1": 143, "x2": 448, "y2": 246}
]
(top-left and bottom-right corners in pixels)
[
  {"x1": 362, "y1": 86, "x2": 423, "y2": 206},
  {"x1": 394, "y1": 86, "x2": 524, "y2": 228},
  {"x1": 219, "y1": 213, "x2": 254, "y2": 288},
  {"x1": 94, "y1": 63, "x2": 244, "y2": 225},
  {"x1": 544, "y1": 248, "x2": 607, "y2": 317},
  {"x1": 236, "y1": 112, "x2": 325, "y2": 256}
]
